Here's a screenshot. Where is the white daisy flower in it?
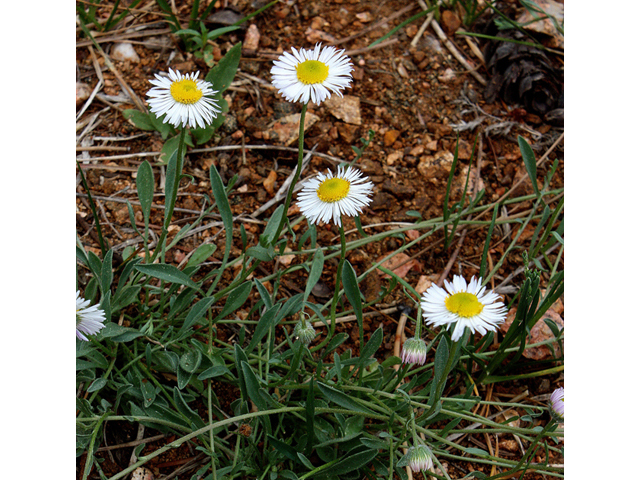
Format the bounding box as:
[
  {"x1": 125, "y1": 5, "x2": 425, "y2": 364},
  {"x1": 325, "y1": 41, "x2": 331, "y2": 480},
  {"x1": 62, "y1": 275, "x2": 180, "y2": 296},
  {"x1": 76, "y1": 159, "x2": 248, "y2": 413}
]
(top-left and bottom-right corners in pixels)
[
  {"x1": 76, "y1": 290, "x2": 106, "y2": 341},
  {"x1": 421, "y1": 275, "x2": 507, "y2": 342},
  {"x1": 296, "y1": 166, "x2": 374, "y2": 226},
  {"x1": 270, "y1": 43, "x2": 353, "y2": 105},
  {"x1": 146, "y1": 68, "x2": 221, "y2": 129}
]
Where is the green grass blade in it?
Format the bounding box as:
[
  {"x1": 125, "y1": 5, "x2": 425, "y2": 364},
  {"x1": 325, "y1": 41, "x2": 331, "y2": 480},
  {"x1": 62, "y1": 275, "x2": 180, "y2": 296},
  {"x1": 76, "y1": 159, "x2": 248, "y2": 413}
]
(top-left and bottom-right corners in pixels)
[{"x1": 518, "y1": 135, "x2": 539, "y2": 197}]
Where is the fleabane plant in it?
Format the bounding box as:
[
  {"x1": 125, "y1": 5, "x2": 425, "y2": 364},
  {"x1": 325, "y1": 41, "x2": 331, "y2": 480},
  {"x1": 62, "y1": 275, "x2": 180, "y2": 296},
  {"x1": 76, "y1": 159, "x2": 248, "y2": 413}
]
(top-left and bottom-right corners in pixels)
[
  {"x1": 421, "y1": 275, "x2": 508, "y2": 342},
  {"x1": 271, "y1": 43, "x2": 353, "y2": 105},
  {"x1": 297, "y1": 166, "x2": 374, "y2": 227},
  {"x1": 147, "y1": 68, "x2": 221, "y2": 129}
]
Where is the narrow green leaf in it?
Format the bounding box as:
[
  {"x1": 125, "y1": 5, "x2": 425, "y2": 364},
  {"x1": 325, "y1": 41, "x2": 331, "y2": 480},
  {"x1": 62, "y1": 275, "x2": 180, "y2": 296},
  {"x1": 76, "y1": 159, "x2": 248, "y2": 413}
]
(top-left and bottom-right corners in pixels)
[
  {"x1": 160, "y1": 133, "x2": 193, "y2": 165},
  {"x1": 154, "y1": 350, "x2": 179, "y2": 372},
  {"x1": 320, "y1": 332, "x2": 349, "y2": 360},
  {"x1": 253, "y1": 278, "x2": 273, "y2": 310},
  {"x1": 261, "y1": 204, "x2": 284, "y2": 246},
  {"x1": 177, "y1": 366, "x2": 192, "y2": 390},
  {"x1": 246, "y1": 305, "x2": 281, "y2": 353},
  {"x1": 87, "y1": 378, "x2": 108, "y2": 393},
  {"x1": 197, "y1": 365, "x2": 232, "y2": 380},
  {"x1": 305, "y1": 378, "x2": 315, "y2": 455},
  {"x1": 303, "y1": 249, "x2": 324, "y2": 302},
  {"x1": 136, "y1": 161, "x2": 154, "y2": 225},
  {"x1": 148, "y1": 111, "x2": 175, "y2": 139},
  {"x1": 140, "y1": 381, "x2": 156, "y2": 408},
  {"x1": 267, "y1": 435, "x2": 300, "y2": 463},
  {"x1": 116, "y1": 256, "x2": 142, "y2": 292},
  {"x1": 209, "y1": 165, "x2": 234, "y2": 289},
  {"x1": 359, "y1": 326, "x2": 383, "y2": 363},
  {"x1": 518, "y1": 135, "x2": 539, "y2": 197},
  {"x1": 240, "y1": 361, "x2": 267, "y2": 411},
  {"x1": 428, "y1": 336, "x2": 450, "y2": 407},
  {"x1": 317, "y1": 382, "x2": 375, "y2": 414},
  {"x1": 100, "y1": 249, "x2": 114, "y2": 295},
  {"x1": 341, "y1": 260, "x2": 363, "y2": 327},
  {"x1": 122, "y1": 109, "x2": 154, "y2": 131},
  {"x1": 174, "y1": 28, "x2": 200, "y2": 36},
  {"x1": 134, "y1": 263, "x2": 200, "y2": 290},
  {"x1": 296, "y1": 452, "x2": 315, "y2": 470},
  {"x1": 234, "y1": 344, "x2": 249, "y2": 401},
  {"x1": 191, "y1": 124, "x2": 215, "y2": 145},
  {"x1": 86, "y1": 250, "x2": 103, "y2": 280},
  {"x1": 464, "y1": 447, "x2": 489, "y2": 456},
  {"x1": 320, "y1": 449, "x2": 378, "y2": 476},
  {"x1": 206, "y1": 25, "x2": 240, "y2": 40},
  {"x1": 173, "y1": 387, "x2": 204, "y2": 427},
  {"x1": 111, "y1": 329, "x2": 143, "y2": 343},
  {"x1": 111, "y1": 285, "x2": 141, "y2": 312},
  {"x1": 186, "y1": 243, "x2": 216, "y2": 268},
  {"x1": 76, "y1": 245, "x2": 88, "y2": 266},
  {"x1": 216, "y1": 281, "x2": 252, "y2": 320},
  {"x1": 246, "y1": 245, "x2": 276, "y2": 262},
  {"x1": 205, "y1": 42, "x2": 242, "y2": 93},
  {"x1": 181, "y1": 296, "x2": 216, "y2": 334},
  {"x1": 180, "y1": 350, "x2": 202, "y2": 373}
]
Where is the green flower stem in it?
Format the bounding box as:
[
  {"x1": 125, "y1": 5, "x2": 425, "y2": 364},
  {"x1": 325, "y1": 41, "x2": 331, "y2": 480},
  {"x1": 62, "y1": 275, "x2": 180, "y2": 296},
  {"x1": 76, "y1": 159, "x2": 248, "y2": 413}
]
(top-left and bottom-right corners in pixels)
[
  {"x1": 312, "y1": 221, "x2": 347, "y2": 352},
  {"x1": 150, "y1": 127, "x2": 187, "y2": 263},
  {"x1": 81, "y1": 410, "x2": 111, "y2": 480},
  {"x1": 272, "y1": 101, "x2": 308, "y2": 245},
  {"x1": 207, "y1": 310, "x2": 217, "y2": 480}
]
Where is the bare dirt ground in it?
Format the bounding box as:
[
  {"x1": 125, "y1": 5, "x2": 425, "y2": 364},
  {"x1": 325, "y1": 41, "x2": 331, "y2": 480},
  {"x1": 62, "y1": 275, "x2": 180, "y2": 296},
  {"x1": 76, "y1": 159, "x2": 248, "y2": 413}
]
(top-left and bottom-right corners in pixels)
[{"x1": 76, "y1": 0, "x2": 564, "y2": 478}]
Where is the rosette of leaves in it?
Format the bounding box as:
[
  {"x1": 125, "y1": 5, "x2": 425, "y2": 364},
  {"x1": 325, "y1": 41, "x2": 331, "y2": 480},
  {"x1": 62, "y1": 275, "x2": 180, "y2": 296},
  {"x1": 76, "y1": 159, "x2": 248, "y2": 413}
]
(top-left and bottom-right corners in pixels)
[{"x1": 483, "y1": 28, "x2": 563, "y2": 118}]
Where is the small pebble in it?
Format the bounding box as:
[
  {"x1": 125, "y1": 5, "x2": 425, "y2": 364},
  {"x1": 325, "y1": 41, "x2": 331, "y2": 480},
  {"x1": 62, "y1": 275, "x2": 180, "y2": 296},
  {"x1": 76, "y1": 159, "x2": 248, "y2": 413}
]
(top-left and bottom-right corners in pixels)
[{"x1": 110, "y1": 42, "x2": 140, "y2": 62}]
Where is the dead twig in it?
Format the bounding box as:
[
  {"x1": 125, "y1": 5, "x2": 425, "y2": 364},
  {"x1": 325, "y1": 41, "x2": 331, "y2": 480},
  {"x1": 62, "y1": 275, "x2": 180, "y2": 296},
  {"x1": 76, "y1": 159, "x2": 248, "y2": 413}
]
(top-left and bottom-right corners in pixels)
[
  {"x1": 330, "y1": 3, "x2": 417, "y2": 46},
  {"x1": 430, "y1": 19, "x2": 487, "y2": 86}
]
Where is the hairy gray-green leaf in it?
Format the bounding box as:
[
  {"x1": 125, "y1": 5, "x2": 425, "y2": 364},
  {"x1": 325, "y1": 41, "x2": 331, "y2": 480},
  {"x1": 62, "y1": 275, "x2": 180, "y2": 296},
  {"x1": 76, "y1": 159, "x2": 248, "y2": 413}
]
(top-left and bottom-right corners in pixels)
[
  {"x1": 123, "y1": 109, "x2": 155, "y2": 131},
  {"x1": 186, "y1": 243, "x2": 216, "y2": 268},
  {"x1": 304, "y1": 248, "x2": 325, "y2": 302},
  {"x1": 205, "y1": 42, "x2": 242, "y2": 93},
  {"x1": 100, "y1": 249, "x2": 114, "y2": 296},
  {"x1": 518, "y1": 135, "x2": 539, "y2": 197},
  {"x1": 136, "y1": 160, "x2": 154, "y2": 226},
  {"x1": 317, "y1": 382, "x2": 375, "y2": 414},
  {"x1": 342, "y1": 261, "x2": 363, "y2": 327},
  {"x1": 216, "y1": 281, "x2": 252, "y2": 320},
  {"x1": 246, "y1": 304, "x2": 281, "y2": 353},
  {"x1": 181, "y1": 296, "x2": 217, "y2": 334},
  {"x1": 134, "y1": 263, "x2": 200, "y2": 290}
]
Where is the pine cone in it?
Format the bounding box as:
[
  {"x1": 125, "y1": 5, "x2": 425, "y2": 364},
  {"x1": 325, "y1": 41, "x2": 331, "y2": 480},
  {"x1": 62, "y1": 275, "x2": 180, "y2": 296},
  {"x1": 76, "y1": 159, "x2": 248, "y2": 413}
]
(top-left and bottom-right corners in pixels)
[{"x1": 483, "y1": 29, "x2": 563, "y2": 117}]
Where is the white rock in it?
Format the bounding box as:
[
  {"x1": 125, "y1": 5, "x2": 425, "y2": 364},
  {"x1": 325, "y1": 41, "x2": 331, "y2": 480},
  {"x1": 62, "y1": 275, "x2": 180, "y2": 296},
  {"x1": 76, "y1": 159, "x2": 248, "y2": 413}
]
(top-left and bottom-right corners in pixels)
[
  {"x1": 76, "y1": 82, "x2": 91, "y2": 107},
  {"x1": 111, "y1": 42, "x2": 140, "y2": 63}
]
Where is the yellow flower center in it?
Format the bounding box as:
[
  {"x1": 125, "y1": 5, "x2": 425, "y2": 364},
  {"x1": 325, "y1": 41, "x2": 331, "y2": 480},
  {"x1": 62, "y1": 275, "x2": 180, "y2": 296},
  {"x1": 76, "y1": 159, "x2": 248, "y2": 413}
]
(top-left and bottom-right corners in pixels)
[
  {"x1": 445, "y1": 292, "x2": 484, "y2": 318},
  {"x1": 296, "y1": 60, "x2": 329, "y2": 85},
  {"x1": 170, "y1": 79, "x2": 203, "y2": 104},
  {"x1": 316, "y1": 178, "x2": 350, "y2": 203}
]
